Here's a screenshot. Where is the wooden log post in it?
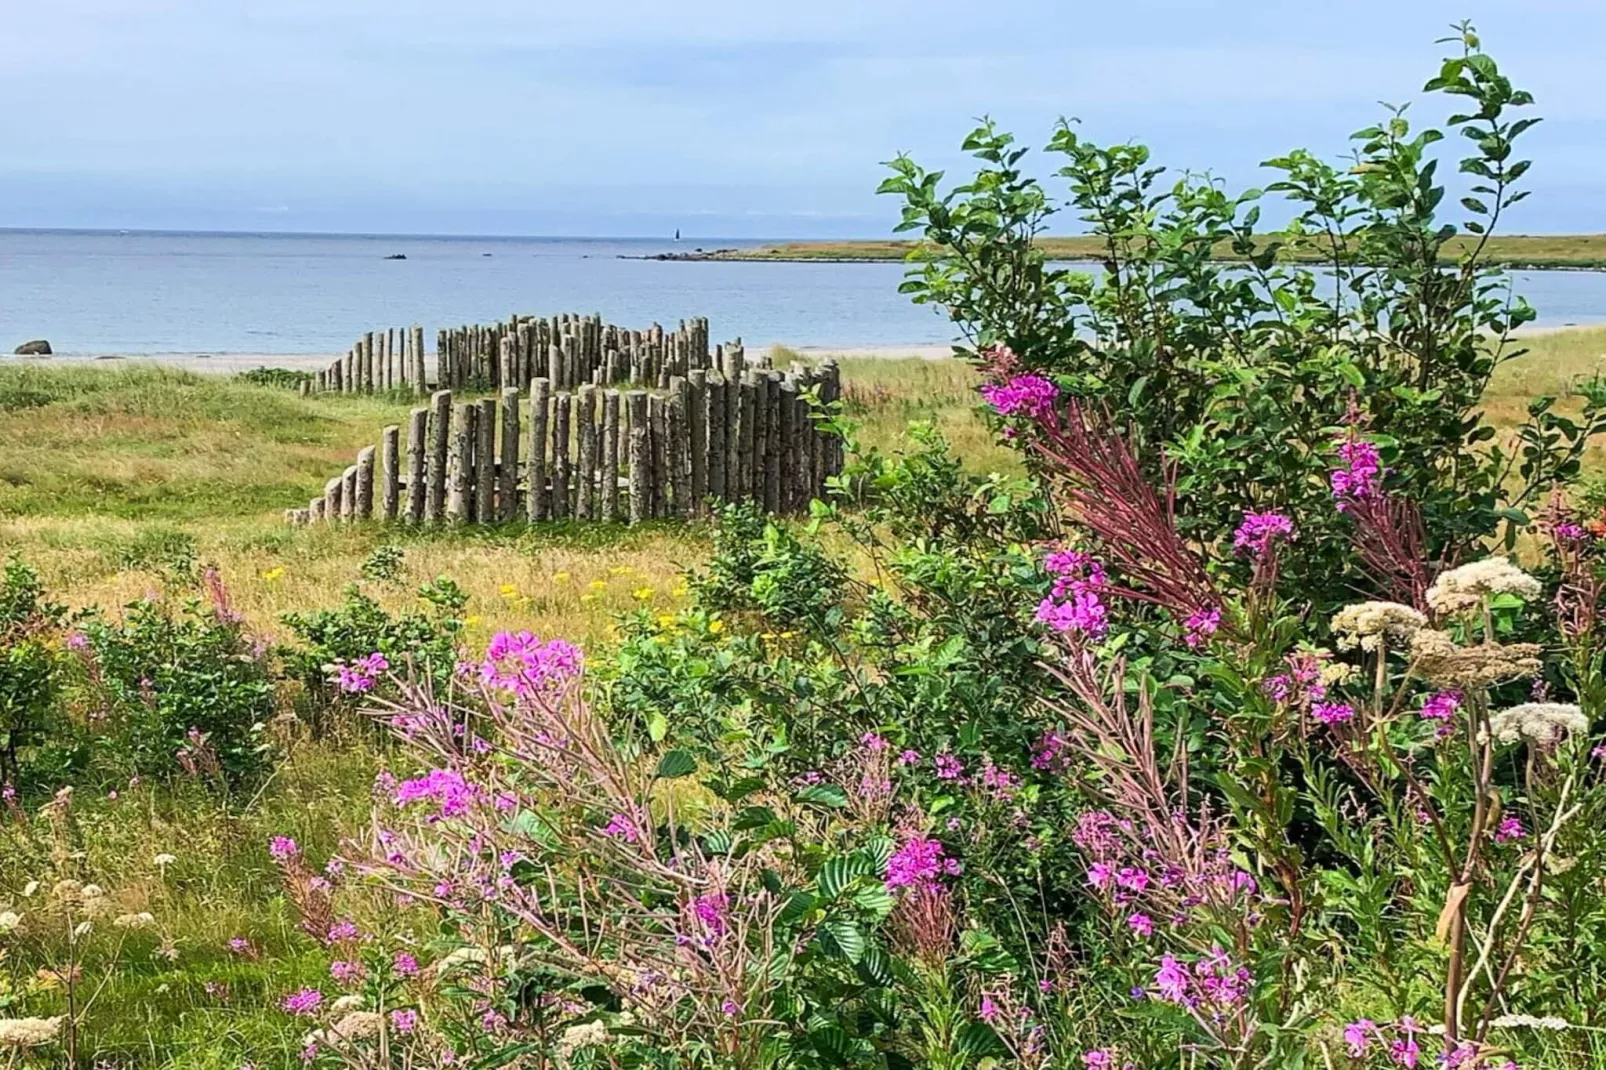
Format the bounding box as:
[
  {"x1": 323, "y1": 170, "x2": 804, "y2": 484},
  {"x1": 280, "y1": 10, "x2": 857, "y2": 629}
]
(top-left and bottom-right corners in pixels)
[
  {"x1": 602, "y1": 389, "x2": 621, "y2": 522},
  {"x1": 447, "y1": 401, "x2": 472, "y2": 523},
  {"x1": 627, "y1": 391, "x2": 649, "y2": 525},
  {"x1": 377, "y1": 331, "x2": 389, "y2": 391},
  {"x1": 475, "y1": 397, "x2": 496, "y2": 524},
  {"x1": 707, "y1": 372, "x2": 727, "y2": 504},
  {"x1": 738, "y1": 373, "x2": 758, "y2": 501},
  {"x1": 688, "y1": 370, "x2": 708, "y2": 514},
  {"x1": 648, "y1": 392, "x2": 669, "y2": 517},
  {"x1": 361, "y1": 332, "x2": 375, "y2": 393},
  {"x1": 528, "y1": 379, "x2": 551, "y2": 522},
  {"x1": 668, "y1": 377, "x2": 691, "y2": 517},
  {"x1": 498, "y1": 387, "x2": 521, "y2": 521},
  {"x1": 324, "y1": 476, "x2": 343, "y2": 523},
  {"x1": 354, "y1": 448, "x2": 375, "y2": 519},
  {"x1": 405, "y1": 407, "x2": 428, "y2": 523},
  {"x1": 380, "y1": 425, "x2": 400, "y2": 521},
  {"x1": 551, "y1": 392, "x2": 571, "y2": 520},
  {"x1": 576, "y1": 385, "x2": 597, "y2": 520},
  {"x1": 341, "y1": 464, "x2": 359, "y2": 522},
  {"x1": 412, "y1": 326, "x2": 427, "y2": 395},
  {"x1": 308, "y1": 496, "x2": 324, "y2": 523},
  {"x1": 777, "y1": 377, "x2": 797, "y2": 514},
  {"x1": 426, "y1": 391, "x2": 451, "y2": 524},
  {"x1": 763, "y1": 372, "x2": 782, "y2": 514},
  {"x1": 343, "y1": 347, "x2": 355, "y2": 394}
]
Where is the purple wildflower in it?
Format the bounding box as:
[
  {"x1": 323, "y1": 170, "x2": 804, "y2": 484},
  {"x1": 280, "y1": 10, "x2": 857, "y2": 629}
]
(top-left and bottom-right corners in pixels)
[
  {"x1": 980, "y1": 374, "x2": 1058, "y2": 419},
  {"x1": 281, "y1": 988, "x2": 324, "y2": 1016},
  {"x1": 1232, "y1": 511, "x2": 1295, "y2": 556},
  {"x1": 1312, "y1": 702, "x2": 1356, "y2": 725}
]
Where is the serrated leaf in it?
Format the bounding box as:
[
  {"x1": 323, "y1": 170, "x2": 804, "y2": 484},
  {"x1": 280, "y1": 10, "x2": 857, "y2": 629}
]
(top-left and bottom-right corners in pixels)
[
  {"x1": 796, "y1": 783, "x2": 849, "y2": 808},
  {"x1": 655, "y1": 749, "x2": 697, "y2": 779},
  {"x1": 818, "y1": 917, "x2": 866, "y2": 963},
  {"x1": 818, "y1": 854, "x2": 873, "y2": 899}
]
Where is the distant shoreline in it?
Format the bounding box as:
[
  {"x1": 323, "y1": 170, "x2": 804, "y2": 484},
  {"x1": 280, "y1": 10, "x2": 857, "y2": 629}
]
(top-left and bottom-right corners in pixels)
[{"x1": 629, "y1": 234, "x2": 1606, "y2": 271}]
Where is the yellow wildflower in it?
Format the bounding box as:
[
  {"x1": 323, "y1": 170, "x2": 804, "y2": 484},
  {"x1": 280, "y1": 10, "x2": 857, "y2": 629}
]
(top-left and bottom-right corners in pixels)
[
  {"x1": 261, "y1": 567, "x2": 285, "y2": 582},
  {"x1": 588, "y1": 579, "x2": 608, "y2": 592},
  {"x1": 465, "y1": 615, "x2": 483, "y2": 626},
  {"x1": 709, "y1": 620, "x2": 725, "y2": 635},
  {"x1": 633, "y1": 587, "x2": 654, "y2": 601},
  {"x1": 656, "y1": 614, "x2": 677, "y2": 629},
  {"x1": 609, "y1": 566, "x2": 634, "y2": 577},
  {"x1": 671, "y1": 585, "x2": 689, "y2": 598},
  {"x1": 499, "y1": 584, "x2": 519, "y2": 598},
  {"x1": 554, "y1": 571, "x2": 572, "y2": 584},
  {"x1": 779, "y1": 631, "x2": 795, "y2": 640},
  {"x1": 580, "y1": 593, "x2": 598, "y2": 604}
]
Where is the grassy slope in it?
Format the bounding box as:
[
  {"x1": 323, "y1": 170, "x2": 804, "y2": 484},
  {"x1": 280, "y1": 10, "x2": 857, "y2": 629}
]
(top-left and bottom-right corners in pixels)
[
  {"x1": 699, "y1": 234, "x2": 1606, "y2": 269},
  {"x1": 2, "y1": 330, "x2": 1604, "y2": 1066}
]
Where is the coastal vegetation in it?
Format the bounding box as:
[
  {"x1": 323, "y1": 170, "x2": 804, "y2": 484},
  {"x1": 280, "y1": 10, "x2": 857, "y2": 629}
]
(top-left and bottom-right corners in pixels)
[
  {"x1": 679, "y1": 233, "x2": 1606, "y2": 269},
  {"x1": 5, "y1": 25, "x2": 1606, "y2": 1070}
]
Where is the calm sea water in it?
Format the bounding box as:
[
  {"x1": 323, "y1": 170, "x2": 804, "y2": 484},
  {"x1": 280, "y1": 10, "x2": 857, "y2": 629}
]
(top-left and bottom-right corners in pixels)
[{"x1": 3, "y1": 229, "x2": 1605, "y2": 355}]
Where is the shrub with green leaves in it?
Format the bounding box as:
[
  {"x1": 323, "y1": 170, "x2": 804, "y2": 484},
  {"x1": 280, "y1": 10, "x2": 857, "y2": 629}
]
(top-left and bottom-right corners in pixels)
[{"x1": 0, "y1": 558, "x2": 69, "y2": 789}]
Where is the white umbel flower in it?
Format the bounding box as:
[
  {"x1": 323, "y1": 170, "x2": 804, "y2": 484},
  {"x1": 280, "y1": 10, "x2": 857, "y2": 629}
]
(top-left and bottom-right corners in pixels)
[
  {"x1": 330, "y1": 994, "x2": 366, "y2": 1014},
  {"x1": 1427, "y1": 558, "x2": 1542, "y2": 616},
  {"x1": 1489, "y1": 703, "x2": 1589, "y2": 746},
  {"x1": 0, "y1": 1016, "x2": 63, "y2": 1048},
  {"x1": 112, "y1": 912, "x2": 156, "y2": 930},
  {"x1": 1489, "y1": 1013, "x2": 1570, "y2": 1030},
  {"x1": 0, "y1": 911, "x2": 20, "y2": 934},
  {"x1": 1331, "y1": 601, "x2": 1428, "y2": 651}
]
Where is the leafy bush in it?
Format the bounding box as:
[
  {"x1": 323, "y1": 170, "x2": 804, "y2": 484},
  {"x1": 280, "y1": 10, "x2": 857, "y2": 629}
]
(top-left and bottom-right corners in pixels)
[
  {"x1": 83, "y1": 573, "x2": 275, "y2": 784},
  {"x1": 279, "y1": 578, "x2": 466, "y2": 716},
  {"x1": 879, "y1": 24, "x2": 1606, "y2": 610},
  {"x1": 237, "y1": 366, "x2": 314, "y2": 388},
  {"x1": 0, "y1": 558, "x2": 69, "y2": 789}
]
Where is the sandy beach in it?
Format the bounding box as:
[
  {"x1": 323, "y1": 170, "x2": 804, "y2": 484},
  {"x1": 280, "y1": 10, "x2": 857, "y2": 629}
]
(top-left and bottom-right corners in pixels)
[{"x1": 6, "y1": 342, "x2": 960, "y2": 375}]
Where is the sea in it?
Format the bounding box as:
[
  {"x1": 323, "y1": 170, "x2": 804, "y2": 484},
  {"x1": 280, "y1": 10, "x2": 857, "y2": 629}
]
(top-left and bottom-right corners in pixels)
[{"x1": 3, "y1": 229, "x2": 1605, "y2": 356}]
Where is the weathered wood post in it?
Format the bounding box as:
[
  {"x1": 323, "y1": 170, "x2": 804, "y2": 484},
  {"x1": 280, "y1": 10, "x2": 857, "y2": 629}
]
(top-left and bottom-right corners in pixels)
[
  {"x1": 447, "y1": 401, "x2": 472, "y2": 523},
  {"x1": 426, "y1": 391, "x2": 451, "y2": 524},
  {"x1": 737, "y1": 372, "x2": 757, "y2": 500},
  {"x1": 668, "y1": 377, "x2": 691, "y2": 517},
  {"x1": 688, "y1": 370, "x2": 708, "y2": 513},
  {"x1": 412, "y1": 326, "x2": 427, "y2": 395},
  {"x1": 627, "y1": 391, "x2": 649, "y2": 525},
  {"x1": 308, "y1": 496, "x2": 325, "y2": 523},
  {"x1": 528, "y1": 379, "x2": 550, "y2": 521},
  {"x1": 475, "y1": 397, "x2": 496, "y2": 523},
  {"x1": 551, "y1": 392, "x2": 571, "y2": 520},
  {"x1": 648, "y1": 393, "x2": 669, "y2": 517},
  {"x1": 498, "y1": 388, "x2": 521, "y2": 521},
  {"x1": 324, "y1": 476, "x2": 343, "y2": 523},
  {"x1": 405, "y1": 407, "x2": 428, "y2": 523},
  {"x1": 576, "y1": 385, "x2": 597, "y2": 520},
  {"x1": 341, "y1": 464, "x2": 359, "y2": 521},
  {"x1": 777, "y1": 377, "x2": 797, "y2": 514},
  {"x1": 380, "y1": 426, "x2": 400, "y2": 521},
  {"x1": 707, "y1": 372, "x2": 727, "y2": 504},
  {"x1": 602, "y1": 389, "x2": 621, "y2": 522},
  {"x1": 763, "y1": 372, "x2": 782, "y2": 514}
]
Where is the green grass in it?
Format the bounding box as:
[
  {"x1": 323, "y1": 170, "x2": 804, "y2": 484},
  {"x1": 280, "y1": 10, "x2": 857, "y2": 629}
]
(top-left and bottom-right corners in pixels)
[{"x1": 699, "y1": 234, "x2": 1606, "y2": 269}]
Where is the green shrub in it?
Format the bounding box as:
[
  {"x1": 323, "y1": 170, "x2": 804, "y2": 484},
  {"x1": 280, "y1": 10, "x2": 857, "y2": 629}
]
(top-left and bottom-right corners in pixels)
[{"x1": 0, "y1": 557, "x2": 69, "y2": 788}]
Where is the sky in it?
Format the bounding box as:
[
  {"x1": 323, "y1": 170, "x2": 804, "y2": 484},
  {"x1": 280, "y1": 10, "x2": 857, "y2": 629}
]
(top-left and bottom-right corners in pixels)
[{"x1": 2, "y1": 0, "x2": 1603, "y2": 238}]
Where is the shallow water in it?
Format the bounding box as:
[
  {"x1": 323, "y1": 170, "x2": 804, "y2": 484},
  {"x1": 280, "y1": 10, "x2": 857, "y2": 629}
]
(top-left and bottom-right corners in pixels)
[{"x1": 2, "y1": 229, "x2": 1603, "y2": 355}]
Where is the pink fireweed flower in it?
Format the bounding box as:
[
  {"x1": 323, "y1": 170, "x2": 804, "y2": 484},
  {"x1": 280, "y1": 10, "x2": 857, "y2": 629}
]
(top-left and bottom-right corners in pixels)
[
  {"x1": 860, "y1": 731, "x2": 890, "y2": 753},
  {"x1": 390, "y1": 1009, "x2": 419, "y2": 1034},
  {"x1": 1312, "y1": 701, "x2": 1356, "y2": 725},
  {"x1": 720, "y1": 999, "x2": 741, "y2": 1016},
  {"x1": 326, "y1": 919, "x2": 360, "y2": 944},
  {"x1": 978, "y1": 758, "x2": 1018, "y2": 800},
  {"x1": 1183, "y1": 606, "x2": 1220, "y2": 648},
  {"x1": 1554, "y1": 521, "x2": 1587, "y2": 542},
  {"x1": 1344, "y1": 1020, "x2": 1375, "y2": 1057},
  {"x1": 896, "y1": 748, "x2": 921, "y2": 766},
  {"x1": 1031, "y1": 729, "x2": 1070, "y2": 773},
  {"x1": 602, "y1": 812, "x2": 640, "y2": 843},
  {"x1": 1082, "y1": 1051, "x2": 1116, "y2": 1069},
  {"x1": 1232, "y1": 511, "x2": 1295, "y2": 556},
  {"x1": 692, "y1": 893, "x2": 730, "y2": 938},
  {"x1": 479, "y1": 631, "x2": 582, "y2": 698},
  {"x1": 1115, "y1": 867, "x2": 1150, "y2": 893},
  {"x1": 885, "y1": 834, "x2": 959, "y2": 891},
  {"x1": 1331, "y1": 438, "x2": 1383, "y2": 510},
  {"x1": 933, "y1": 751, "x2": 965, "y2": 781},
  {"x1": 393, "y1": 951, "x2": 420, "y2": 977},
  {"x1": 1494, "y1": 816, "x2": 1526, "y2": 843},
  {"x1": 1086, "y1": 862, "x2": 1113, "y2": 890},
  {"x1": 1127, "y1": 912, "x2": 1154, "y2": 937},
  {"x1": 393, "y1": 768, "x2": 480, "y2": 819},
  {"x1": 330, "y1": 959, "x2": 364, "y2": 986},
  {"x1": 335, "y1": 653, "x2": 385, "y2": 693},
  {"x1": 1420, "y1": 691, "x2": 1461, "y2": 721},
  {"x1": 281, "y1": 988, "x2": 324, "y2": 1016},
  {"x1": 1154, "y1": 955, "x2": 1189, "y2": 1003},
  {"x1": 978, "y1": 995, "x2": 1002, "y2": 1024},
  {"x1": 1036, "y1": 591, "x2": 1108, "y2": 638},
  {"x1": 268, "y1": 836, "x2": 300, "y2": 862},
  {"x1": 980, "y1": 374, "x2": 1058, "y2": 419}
]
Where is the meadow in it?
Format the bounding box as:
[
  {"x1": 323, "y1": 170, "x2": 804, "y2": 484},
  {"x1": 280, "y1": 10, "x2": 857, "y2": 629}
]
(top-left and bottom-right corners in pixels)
[{"x1": 1, "y1": 319, "x2": 1604, "y2": 1068}]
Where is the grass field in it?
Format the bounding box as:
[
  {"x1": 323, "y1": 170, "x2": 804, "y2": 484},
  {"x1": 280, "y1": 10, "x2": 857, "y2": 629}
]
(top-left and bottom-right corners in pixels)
[
  {"x1": 690, "y1": 234, "x2": 1606, "y2": 269},
  {"x1": 2, "y1": 328, "x2": 1605, "y2": 1066}
]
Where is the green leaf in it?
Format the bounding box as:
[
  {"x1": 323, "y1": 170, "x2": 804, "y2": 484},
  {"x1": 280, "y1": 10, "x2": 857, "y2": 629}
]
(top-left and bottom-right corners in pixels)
[
  {"x1": 818, "y1": 918, "x2": 866, "y2": 963},
  {"x1": 796, "y1": 783, "x2": 850, "y2": 808},
  {"x1": 655, "y1": 750, "x2": 697, "y2": 779},
  {"x1": 818, "y1": 854, "x2": 873, "y2": 899}
]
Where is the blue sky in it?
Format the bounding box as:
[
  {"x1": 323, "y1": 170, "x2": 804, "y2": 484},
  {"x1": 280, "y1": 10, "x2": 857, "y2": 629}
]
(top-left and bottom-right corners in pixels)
[{"x1": 3, "y1": 0, "x2": 1602, "y2": 237}]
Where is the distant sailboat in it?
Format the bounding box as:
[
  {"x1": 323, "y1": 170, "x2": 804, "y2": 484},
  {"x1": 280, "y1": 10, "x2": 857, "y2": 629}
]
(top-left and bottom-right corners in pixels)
[{"x1": 674, "y1": 228, "x2": 681, "y2": 241}]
